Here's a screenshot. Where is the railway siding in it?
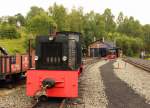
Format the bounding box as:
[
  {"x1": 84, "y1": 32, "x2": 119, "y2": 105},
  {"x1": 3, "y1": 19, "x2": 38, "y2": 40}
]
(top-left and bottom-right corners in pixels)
[{"x1": 124, "y1": 57, "x2": 150, "y2": 72}]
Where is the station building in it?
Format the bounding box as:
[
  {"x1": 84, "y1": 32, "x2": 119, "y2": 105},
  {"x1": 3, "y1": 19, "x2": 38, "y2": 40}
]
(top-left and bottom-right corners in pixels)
[{"x1": 88, "y1": 40, "x2": 119, "y2": 57}]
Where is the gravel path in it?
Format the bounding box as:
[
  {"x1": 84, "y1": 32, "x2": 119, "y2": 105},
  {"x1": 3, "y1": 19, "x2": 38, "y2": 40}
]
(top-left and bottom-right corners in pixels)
[
  {"x1": 75, "y1": 60, "x2": 108, "y2": 108},
  {"x1": 114, "y1": 59, "x2": 150, "y2": 104},
  {"x1": 100, "y1": 60, "x2": 150, "y2": 108}
]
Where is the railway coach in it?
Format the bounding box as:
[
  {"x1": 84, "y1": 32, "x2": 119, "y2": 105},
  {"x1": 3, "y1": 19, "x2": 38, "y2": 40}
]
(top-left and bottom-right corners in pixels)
[{"x1": 26, "y1": 31, "x2": 82, "y2": 98}]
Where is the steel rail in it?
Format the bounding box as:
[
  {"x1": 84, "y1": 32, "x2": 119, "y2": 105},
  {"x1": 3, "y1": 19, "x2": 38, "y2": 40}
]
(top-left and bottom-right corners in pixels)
[
  {"x1": 59, "y1": 99, "x2": 66, "y2": 108},
  {"x1": 123, "y1": 58, "x2": 150, "y2": 72}
]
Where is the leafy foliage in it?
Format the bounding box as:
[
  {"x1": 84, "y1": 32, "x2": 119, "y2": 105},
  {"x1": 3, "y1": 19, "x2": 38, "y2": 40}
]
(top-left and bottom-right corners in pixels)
[
  {"x1": 115, "y1": 34, "x2": 144, "y2": 56},
  {"x1": 0, "y1": 24, "x2": 20, "y2": 39},
  {"x1": 26, "y1": 13, "x2": 55, "y2": 36},
  {"x1": 0, "y1": 4, "x2": 150, "y2": 56},
  {"x1": 49, "y1": 3, "x2": 68, "y2": 31}
]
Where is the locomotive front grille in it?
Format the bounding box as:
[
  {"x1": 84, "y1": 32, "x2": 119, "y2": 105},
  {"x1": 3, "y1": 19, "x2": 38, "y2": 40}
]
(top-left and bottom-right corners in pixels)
[
  {"x1": 46, "y1": 56, "x2": 61, "y2": 64},
  {"x1": 41, "y1": 42, "x2": 62, "y2": 65},
  {"x1": 36, "y1": 32, "x2": 81, "y2": 70}
]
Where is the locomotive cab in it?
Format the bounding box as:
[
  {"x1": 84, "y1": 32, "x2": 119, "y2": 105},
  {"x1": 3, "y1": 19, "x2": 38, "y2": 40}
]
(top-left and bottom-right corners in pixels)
[
  {"x1": 26, "y1": 32, "x2": 82, "y2": 98},
  {"x1": 35, "y1": 32, "x2": 82, "y2": 70}
]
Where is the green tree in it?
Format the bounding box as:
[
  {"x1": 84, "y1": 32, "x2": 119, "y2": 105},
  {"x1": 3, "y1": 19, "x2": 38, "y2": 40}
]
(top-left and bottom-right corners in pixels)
[
  {"x1": 15, "y1": 13, "x2": 26, "y2": 26},
  {"x1": 8, "y1": 16, "x2": 16, "y2": 25},
  {"x1": 103, "y1": 8, "x2": 116, "y2": 33},
  {"x1": 82, "y1": 11, "x2": 105, "y2": 48},
  {"x1": 117, "y1": 12, "x2": 124, "y2": 25},
  {"x1": 26, "y1": 13, "x2": 55, "y2": 36},
  {"x1": 117, "y1": 16, "x2": 142, "y2": 37},
  {"x1": 48, "y1": 3, "x2": 68, "y2": 31},
  {"x1": 26, "y1": 7, "x2": 56, "y2": 36},
  {"x1": 67, "y1": 7, "x2": 84, "y2": 32},
  {"x1": 116, "y1": 35, "x2": 143, "y2": 56},
  {"x1": 142, "y1": 24, "x2": 150, "y2": 52},
  {"x1": 0, "y1": 24, "x2": 20, "y2": 39},
  {"x1": 26, "y1": 6, "x2": 46, "y2": 20}
]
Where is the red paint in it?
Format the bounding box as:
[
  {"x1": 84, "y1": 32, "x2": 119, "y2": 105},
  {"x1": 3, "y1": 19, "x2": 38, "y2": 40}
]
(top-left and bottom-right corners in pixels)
[
  {"x1": 26, "y1": 69, "x2": 79, "y2": 98},
  {"x1": 0, "y1": 52, "x2": 35, "y2": 79},
  {"x1": 107, "y1": 54, "x2": 116, "y2": 60}
]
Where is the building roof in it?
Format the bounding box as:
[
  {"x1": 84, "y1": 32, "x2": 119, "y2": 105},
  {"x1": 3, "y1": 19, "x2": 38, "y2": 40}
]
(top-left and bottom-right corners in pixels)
[{"x1": 88, "y1": 40, "x2": 116, "y2": 49}]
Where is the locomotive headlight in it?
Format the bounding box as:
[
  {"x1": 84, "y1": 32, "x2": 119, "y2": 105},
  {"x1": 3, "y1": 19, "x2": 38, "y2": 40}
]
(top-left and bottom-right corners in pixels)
[
  {"x1": 49, "y1": 36, "x2": 53, "y2": 41},
  {"x1": 35, "y1": 56, "x2": 39, "y2": 60},
  {"x1": 62, "y1": 56, "x2": 67, "y2": 61}
]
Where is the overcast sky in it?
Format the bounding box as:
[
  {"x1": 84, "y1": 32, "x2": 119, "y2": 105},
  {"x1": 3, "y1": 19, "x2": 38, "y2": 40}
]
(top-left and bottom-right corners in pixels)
[{"x1": 0, "y1": 0, "x2": 149, "y2": 25}]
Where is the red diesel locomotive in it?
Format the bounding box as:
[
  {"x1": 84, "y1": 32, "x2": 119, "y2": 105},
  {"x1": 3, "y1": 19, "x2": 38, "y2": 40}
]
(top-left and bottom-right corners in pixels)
[{"x1": 26, "y1": 31, "x2": 82, "y2": 98}]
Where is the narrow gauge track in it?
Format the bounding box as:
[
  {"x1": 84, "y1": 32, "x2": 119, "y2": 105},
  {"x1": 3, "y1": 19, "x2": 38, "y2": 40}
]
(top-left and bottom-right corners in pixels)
[
  {"x1": 123, "y1": 57, "x2": 150, "y2": 72},
  {"x1": 31, "y1": 98, "x2": 67, "y2": 108}
]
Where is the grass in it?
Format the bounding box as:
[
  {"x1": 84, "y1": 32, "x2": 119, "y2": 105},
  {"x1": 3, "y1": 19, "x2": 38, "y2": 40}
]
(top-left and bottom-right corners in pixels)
[
  {"x1": 0, "y1": 27, "x2": 30, "y2": 55},
  {"x1": 0, "y1": 38, "x2": 26, "y2": 55}
]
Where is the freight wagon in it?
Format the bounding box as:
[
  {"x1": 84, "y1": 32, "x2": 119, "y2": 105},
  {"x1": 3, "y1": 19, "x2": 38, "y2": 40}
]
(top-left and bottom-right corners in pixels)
[{"x1": 0, "y1": 47, "x2": 35, "y2": 80}]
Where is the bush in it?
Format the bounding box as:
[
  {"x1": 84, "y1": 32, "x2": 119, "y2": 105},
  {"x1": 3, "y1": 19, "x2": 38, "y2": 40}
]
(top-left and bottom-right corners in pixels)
[
  {"x1": 0, "y1": 24, "x2": 20, "y2": 39},
  {"x1": 26, "y1": 12, "x2": 56, "y2": 36}
]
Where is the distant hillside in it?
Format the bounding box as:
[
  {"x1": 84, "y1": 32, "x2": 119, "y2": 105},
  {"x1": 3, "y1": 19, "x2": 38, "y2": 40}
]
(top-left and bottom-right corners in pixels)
[{"x1": 0, "y1": 38, "x2": 26, "y2": 55}]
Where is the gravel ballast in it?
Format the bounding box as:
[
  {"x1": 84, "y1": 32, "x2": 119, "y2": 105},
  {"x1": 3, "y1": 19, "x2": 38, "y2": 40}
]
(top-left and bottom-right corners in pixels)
[
  {"x1": 77, "y1": 60, "x2": 108, "y2": 108},
  {"x1": 0, "y1": 85, "x2": 33, "y2": 108},
  {"x1": 101, "y1": 60, "x2": 150, "y2": 108},
  {"x1": 113, "y1": 59, "x2": 150, "y2": 104}
]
